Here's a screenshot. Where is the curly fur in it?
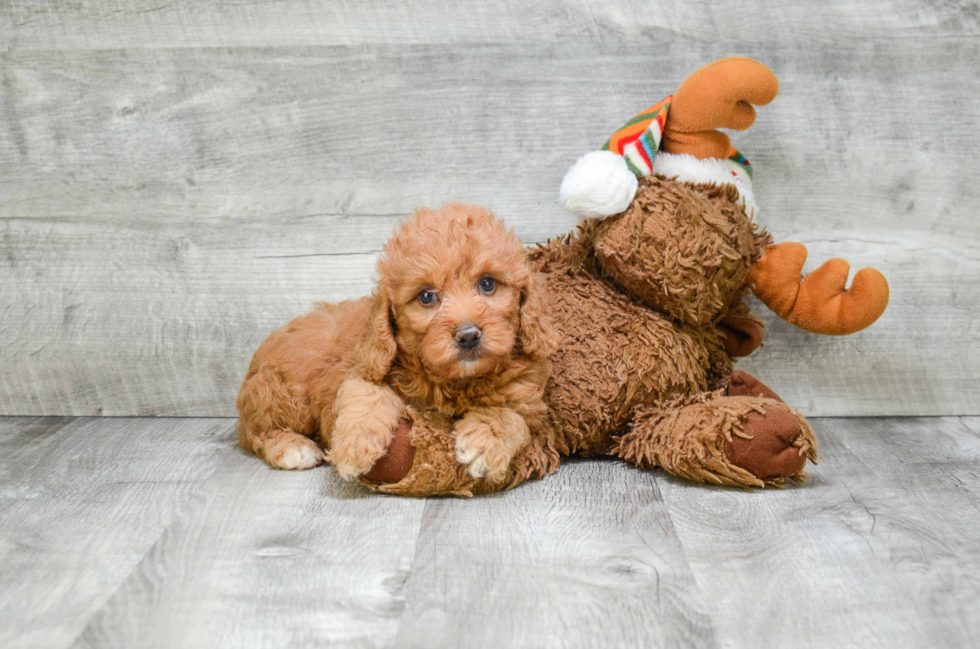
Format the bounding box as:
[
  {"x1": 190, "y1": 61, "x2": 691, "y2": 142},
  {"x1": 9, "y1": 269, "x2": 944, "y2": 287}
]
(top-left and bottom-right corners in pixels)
[
  {"x1": 364, "y1": 177, "x2": 818, "y2": 495},
  {"x1": 237, "y1": 203, "x2": 557, "y2": 481},
  {"x1": 530, "y1": 178, "x2": 775, "y2": 455},
  {"x1": 329, "y1": 378, "x2": 405, "y2": 480},
  {"x1": 593, "y1": 180, "x2": 771, "y2": 326},
  {"x1": 613, "y1": 390, "x2": 817, "y2": 488}
]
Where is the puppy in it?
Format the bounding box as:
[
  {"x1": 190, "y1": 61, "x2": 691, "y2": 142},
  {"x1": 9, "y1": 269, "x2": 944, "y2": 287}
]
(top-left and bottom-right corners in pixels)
[{"x1": 236, "y1": 203, "x2": 557, "y2": 483}]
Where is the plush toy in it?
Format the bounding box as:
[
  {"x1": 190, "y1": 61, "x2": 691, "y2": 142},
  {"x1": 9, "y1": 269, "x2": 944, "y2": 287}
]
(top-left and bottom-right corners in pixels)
[{"x1": 359, "y1": 57, "x2": 889, "y2": 496}]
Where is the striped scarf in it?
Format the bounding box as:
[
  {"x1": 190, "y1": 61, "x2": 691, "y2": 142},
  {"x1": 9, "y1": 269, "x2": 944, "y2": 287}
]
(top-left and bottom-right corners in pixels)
[{"x1": 601, "y1": 96, "x2": 753, "y2": 188}]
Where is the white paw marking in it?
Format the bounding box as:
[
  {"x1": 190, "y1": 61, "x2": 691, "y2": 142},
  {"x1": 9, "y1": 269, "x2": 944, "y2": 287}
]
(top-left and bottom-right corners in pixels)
[
  {"x1": 276, "y1": 442, "x2": 323, "y2": 470},
  {"x1": 454, "y1": 436, "x2": 490, "y2": 480}
]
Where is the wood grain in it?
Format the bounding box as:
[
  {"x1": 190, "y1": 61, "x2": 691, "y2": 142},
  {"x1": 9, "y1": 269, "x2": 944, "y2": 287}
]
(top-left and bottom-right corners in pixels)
[
  {"x1": 72, "y1": 442, "x2": 426, "y2": 649},
  {"x1": 0, "y1": 417, "x2": 233, "y2": 649},
  {"x1": 660, "y1": 417, "x2": 980, "y2": 649},
  {"x1": 3, "y1": 0, "x2": 976, "y2": 49},
  {"x1": 3, "y1": 416, "x2": 977, "y2": 648},
  {"x1": 1, "y1": 5, "x2": 977, "y2": 417},
  {"x1": 395, "y1": 458, "x2": 717, "y2": 648}
]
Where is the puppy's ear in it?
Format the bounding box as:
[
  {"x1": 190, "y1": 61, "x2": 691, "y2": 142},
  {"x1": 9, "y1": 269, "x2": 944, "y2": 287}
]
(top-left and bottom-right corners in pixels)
[
  {"x1": 518, "y1": 271, "x2": 558, "y2": 360},
  {"x1": 353, "y1": 289, "x2": 397, "y2": 382}
]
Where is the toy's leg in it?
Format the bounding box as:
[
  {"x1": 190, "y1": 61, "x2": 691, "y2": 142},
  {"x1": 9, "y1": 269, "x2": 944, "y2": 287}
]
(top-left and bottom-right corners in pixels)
[
  {"x1": 721, "y1": 369, "x2": 783, "y2": 401},
  {"x1": 236, "y1": 366, "x2": 324, "y2": 470},
  {"x1": 361, "y1": 407, "x2": 560, "y2": 497},
  {"x1": 363, "y1": 417, "x2": 416, "y2": 484},
  {"x1": 613, "y1": 374, "x2": 817, "y2": 487}
]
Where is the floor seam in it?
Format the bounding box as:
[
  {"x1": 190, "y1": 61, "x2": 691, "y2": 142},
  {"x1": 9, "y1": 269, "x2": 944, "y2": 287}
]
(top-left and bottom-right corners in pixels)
[
  {"x1": 59, "y1": 420, "x2": 240, "y2": 649},
  {"x1": 386, "y1": 498, "x2": 433, "y2": 648},
  {"x1": 654, "y1": 473, "x2": 725, "y2": 649},
  {"x1": 956, "y1": 416, "x2": 980, "y2": 438}
]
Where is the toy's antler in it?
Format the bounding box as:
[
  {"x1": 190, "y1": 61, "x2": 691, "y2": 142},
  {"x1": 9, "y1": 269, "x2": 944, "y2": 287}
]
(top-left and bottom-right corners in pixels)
[
  {"x1": 663, "y1": 57, "x2": 779, "y2": 159},
  {"x1": 749, "y1": 243, "x2": 889, "y2": 335},
  {"x1": 664, "y1": 57, "x2": 889, "y2": 335}
]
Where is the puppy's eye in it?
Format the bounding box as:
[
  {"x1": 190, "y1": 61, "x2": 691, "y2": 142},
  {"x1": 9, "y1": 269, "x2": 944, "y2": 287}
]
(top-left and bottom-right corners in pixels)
[
  {"x1": 418, "y1": 289, "x2": 438, "y2": 305},
  {"x1": 478, "y1": 277, "x2": 496, "y2": 294}
]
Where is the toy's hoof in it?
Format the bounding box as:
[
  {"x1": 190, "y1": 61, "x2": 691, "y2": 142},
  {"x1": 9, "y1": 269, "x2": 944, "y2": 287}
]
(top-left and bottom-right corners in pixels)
[
  {"x1": 717, "y1": 318, "x2": 764, "y2": 357},
  {"x1": 725, "y1": 370, "x2": 783, "y2": 402},
  {"x1": 725, "y1": 408, "x2": 807, "y2": 479},
  {"x1": 363, "y1": 418, "x2": 415, "y2": 484}
]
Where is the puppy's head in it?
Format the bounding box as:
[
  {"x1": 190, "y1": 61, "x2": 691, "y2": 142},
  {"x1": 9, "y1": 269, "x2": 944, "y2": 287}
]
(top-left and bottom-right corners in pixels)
[{"x1": 356, "y1": 203, "x2": 554, "y2": 382}]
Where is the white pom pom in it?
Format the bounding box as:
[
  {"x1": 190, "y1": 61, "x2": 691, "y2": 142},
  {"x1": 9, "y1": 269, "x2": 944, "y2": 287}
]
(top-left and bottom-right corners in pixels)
[{"x1": 559, "y1": 150, "x2": 638, "y2": 218}]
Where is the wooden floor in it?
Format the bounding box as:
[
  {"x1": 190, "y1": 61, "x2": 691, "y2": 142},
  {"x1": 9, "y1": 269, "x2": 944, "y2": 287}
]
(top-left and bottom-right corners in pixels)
[{"x1": 1, "y1": 416, "x2": 978, "y2": 648}]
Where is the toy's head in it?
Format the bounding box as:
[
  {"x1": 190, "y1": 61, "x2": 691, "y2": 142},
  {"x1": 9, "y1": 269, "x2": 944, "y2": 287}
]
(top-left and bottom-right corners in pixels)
[
  {"x1": 560, "y1": 57, "x2": 777, "y2": 327},
  {"x1": 589, "y1": 176, "x2": 768, "y2": 327},
  {"x1": 560, "y1": 57, "x2": 888, "y2": 336}
]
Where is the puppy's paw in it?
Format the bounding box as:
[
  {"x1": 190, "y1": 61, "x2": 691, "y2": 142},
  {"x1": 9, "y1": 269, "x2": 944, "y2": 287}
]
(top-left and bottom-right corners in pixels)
[
  {"x1": 453, "y1": 409, "x2": 529, "y2": 483},
  {"x1": 329, "y1": 378, "x2": 405, "y2": 481},
  {"x1": 454, "y1": 421, "x2": 499, "y2": 481},
  {"x1": 267, "y1": 433, "x2": 324, "y2": 471},
  {"x1": 329, "y1": 428, "x2": 395, "y2": 481}
]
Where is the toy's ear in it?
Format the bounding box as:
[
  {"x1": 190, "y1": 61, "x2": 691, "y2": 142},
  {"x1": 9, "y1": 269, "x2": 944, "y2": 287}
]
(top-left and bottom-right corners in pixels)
[
  {"x1": 353, "y1": 288, "x2": 397, "y2": 382},
  {"x1": 518, "y1": 271, "x2": 558, "y2": 360},
  {"x1": 663, "y1": 57, "x2": 779, "y2": 160}
]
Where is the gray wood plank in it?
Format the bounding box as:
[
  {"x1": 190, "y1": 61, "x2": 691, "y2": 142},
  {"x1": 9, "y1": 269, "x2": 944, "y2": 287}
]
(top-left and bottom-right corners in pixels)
[
  {"x1": 0, "y1": 215, "x2": 381, "y2": 417},
  {"x1": 0, "y1": 417, "x2": 234, "y2": 649},
  {"x1": 2, "y1": 0, "x2": 976, "y2": 49},
  {"x1": 71, "y1": 444, "x2": 426, "y2": 649},
  {"x1": 3, "y1": 42, "x2": 978, "y2": 231},
  {"x1": 393, "y1": 458, "x2": 717, "y2": 648},
  {"x1": 3, "y1": 415, "x2": 979, "y2": 648},
  {"x1": 659, "y1": 417, "x2": 980, "y2": 649},
  {"x1": 2, "y1": 216, "x2": 968, "y2": 417},
  {"x1": 1, "y1": 40, "x2": 977, "y2": 417}
]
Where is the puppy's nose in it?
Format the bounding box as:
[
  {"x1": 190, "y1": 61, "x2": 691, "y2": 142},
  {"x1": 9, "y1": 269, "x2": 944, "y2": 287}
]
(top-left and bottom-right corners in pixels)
[{"x1": 454, "y1": 323, "x2": 482, "y2": 350}]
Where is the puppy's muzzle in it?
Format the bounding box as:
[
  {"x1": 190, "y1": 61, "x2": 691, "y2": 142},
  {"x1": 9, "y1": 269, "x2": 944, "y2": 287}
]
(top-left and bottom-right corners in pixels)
[{"x1": 454, "y1": 323, "x2": 482, "y2": 350}]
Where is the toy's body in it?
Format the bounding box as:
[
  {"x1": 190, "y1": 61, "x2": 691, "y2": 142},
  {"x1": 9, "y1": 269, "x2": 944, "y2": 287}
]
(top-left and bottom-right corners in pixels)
[
  {"x1": 363, "y1": 58, "x2": 888, "y2": 496},
  {"x1": 533, "y1": 180, "x2": 760, "y2": 458},
  {"x1": 373, "y1": 178, "x2": 817, "y2": 496}
]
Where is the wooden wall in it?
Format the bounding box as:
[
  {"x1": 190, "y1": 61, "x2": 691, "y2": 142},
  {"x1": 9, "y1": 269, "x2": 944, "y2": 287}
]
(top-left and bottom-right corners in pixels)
[{"x1": 1, "y1": 1, "x2": 977, "y2": 417}]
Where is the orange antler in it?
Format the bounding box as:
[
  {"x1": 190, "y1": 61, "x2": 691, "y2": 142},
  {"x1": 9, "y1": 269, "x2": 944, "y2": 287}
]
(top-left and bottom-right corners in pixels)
[
  {"x1": 749, "y1": 243, "x2": 889, "y2": 335},
  {"x1": 663, "y1": 57, "x2": 780, "y2": 160}
]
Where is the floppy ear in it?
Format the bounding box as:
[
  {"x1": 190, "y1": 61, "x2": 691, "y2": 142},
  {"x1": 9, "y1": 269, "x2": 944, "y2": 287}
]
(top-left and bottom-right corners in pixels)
[
  {"x1": 518, "y1": 271, "x2": 558, "y2": 360},
  {"x1": 353, "y1": 289, "x2": 397, "y2": 382}
]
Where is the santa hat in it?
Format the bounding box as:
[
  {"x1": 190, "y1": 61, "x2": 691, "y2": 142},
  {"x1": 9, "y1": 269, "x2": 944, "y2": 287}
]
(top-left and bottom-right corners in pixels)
[{"x1": 559, "y1": 58, "x2": 778, "y2": 219}]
